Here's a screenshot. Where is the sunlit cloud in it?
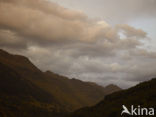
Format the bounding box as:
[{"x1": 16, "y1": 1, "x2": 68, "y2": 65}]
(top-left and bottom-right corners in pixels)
[{"x1": 0, "y1": 0, "x2": 156, "y2": 88}]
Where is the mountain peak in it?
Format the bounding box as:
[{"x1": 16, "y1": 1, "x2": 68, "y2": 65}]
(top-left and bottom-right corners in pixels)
[
  {"x1": 0, "y1": 49, "x2": 122, "y2": 113},
  {"x1": 105, "y1": 84, "x2": 121, "y2": 89},
  {"x1": 0, "y1": 49, "x2": 41, "y2": 75},
  {"x1": 103, "y1": 84, "x2": 121, "y2": 95},
  {"x1": 0, "y1": 49, "x2": 30, "y2": 63},
  {"x1": 70, "y1": 78, "x2": 156, "y2": 117}
]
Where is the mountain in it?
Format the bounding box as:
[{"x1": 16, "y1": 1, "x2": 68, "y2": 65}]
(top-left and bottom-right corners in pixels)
[
  {"x1": 68, "y1": 78, "x2": 156, "y2": 117},
  {"x1": 44, "y1": 71, "x2": 121, "y2": 111},
  {"x1": 0, "y1": 62, "x2": 64, "y2": 117},
  {"x1": 102, "y1": 84, "x2": 121, "y2": 95},
  {"x1": 0, "y1": 49, "x2": 121, "y2": 116}
]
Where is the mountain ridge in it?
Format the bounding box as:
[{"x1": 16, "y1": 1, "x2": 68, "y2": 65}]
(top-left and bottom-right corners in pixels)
[
  {"x1": 0, "y1": 62, "x2": 65, "y2": 117},
  {"x1": 0, "y1": 49, "x2": 121, "y2": 116},
  {"x1": 68, "y1": 78, "x2": 156, "y2": 117}
]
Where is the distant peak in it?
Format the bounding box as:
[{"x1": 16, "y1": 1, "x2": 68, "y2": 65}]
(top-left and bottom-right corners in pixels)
[
  {"x1": 105, "y1": 84, "x2": 121, "y2": 88},
  {"x1": 103, "y1": 84, "x2": 122, "y2": 95},
  {"x1": 45, "y1": 70, "x2": 53, "y2": 74}
]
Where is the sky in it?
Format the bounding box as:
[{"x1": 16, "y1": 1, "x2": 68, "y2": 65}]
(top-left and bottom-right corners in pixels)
[{"x1": 0, "y1": 0, "x2": 156, "y2": 88}]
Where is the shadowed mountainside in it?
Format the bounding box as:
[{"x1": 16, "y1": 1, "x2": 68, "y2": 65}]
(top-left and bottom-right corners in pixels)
[
  {"x1": 0, "y1": 49, "x2": 121, "y2": 116},
  {"x1": 68, "y1": 78, "x2": 156, "y2": 117},
  {"x1": 0, "y1": 62, "x2": 65, "y2": 117},
  {"x1": 44, "y1": 71, "x2": 121, "y2": 110}
]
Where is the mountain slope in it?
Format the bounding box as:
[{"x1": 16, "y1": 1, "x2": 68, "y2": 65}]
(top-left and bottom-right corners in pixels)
[
  {"x1": 69, "y1": 78, "x2": 156, "y2": 117},
  {"x1": 102, "y1": 84, "x2": 121, "y2": 95},
  {"x1": 0, "y1": 49, "x2": 121, "y2": 112},
  {"x1": 44, "y1": 71, "x2": 117, "y2": 110},
  {"x1": 0, "y1": 62, "x2": 64, "y2": 117}
]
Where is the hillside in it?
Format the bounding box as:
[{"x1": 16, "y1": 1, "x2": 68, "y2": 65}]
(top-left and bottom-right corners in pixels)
[
  {"x1": 0, "y1": 62, "x2": 65, "y2": 117},
  {"x1": 0, "y1": 49, "x2": 121, "y2": 114},
  {"x1": 44, "y1": 71, "x2": 121, "y2": 110},
  {"x1": 68, "y1": 78, "x2": 156, "y2": 117}
]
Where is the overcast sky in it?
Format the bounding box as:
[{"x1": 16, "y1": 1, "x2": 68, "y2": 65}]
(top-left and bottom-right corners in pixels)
[{"x1": 0, "y1": 0, "x2": 156, "y2": 88}]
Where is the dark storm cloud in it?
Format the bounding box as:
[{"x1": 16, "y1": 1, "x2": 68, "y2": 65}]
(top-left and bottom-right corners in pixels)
[{"x1": 0, "y1": 0, "x2": 156, "y2": 88}]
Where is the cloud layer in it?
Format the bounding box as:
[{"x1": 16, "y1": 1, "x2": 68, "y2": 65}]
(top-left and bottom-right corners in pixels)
[
  {"x1": 0, "y1": 0, "x2": 156, "y2": 88},
  {"x1": 52, "y1": 0, "x2": 156, "y2": 24}
]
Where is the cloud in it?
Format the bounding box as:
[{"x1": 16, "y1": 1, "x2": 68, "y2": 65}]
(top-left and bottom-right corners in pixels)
[
  {"x1": 0, "y1": 1, "x2": 84, "y2": 43},
  {"x1": 0, "y1": 0, "x2": 156, "y2": 88},
  {"x1": 117, "y1": 24, "x2": 147, "y2": 38},
  {"x1": 51, "y1": 0, "x2": 156, "y2": 24},
  {"x1": 0, "y1": 29, "x2": 27, "y2": 49}
]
